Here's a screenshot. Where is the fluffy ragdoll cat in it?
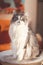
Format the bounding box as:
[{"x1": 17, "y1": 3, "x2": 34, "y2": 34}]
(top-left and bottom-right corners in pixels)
[{"x1": 9, "y1": 13, "x2": 39, "y2": 61}]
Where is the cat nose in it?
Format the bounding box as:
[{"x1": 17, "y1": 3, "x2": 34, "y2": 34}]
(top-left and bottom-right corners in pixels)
[{"x1": 18, "y1": 21, "x2": 20, "y2": 24}]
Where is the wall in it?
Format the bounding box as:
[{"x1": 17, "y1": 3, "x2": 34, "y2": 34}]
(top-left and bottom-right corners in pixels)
[
  {"x1": 4, "y1": 0, "x2": 14, "y2": 8},
  {"x1": 4, "y1": 0, "x2": 25, "y2": 8},
  {"x1": 25, "y1": 0, "x2": 38, "y2": 33},
  {"x1": 37, "y1": 2, "x2": 43, "y2": 37}
]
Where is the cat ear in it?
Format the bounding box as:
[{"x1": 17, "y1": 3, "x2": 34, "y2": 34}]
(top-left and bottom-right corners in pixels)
[{"x1": 24, "y1": 13, "x2": 31, "y2": 26}]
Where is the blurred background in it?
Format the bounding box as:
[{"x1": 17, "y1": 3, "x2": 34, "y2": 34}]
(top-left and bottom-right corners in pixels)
[{"x1": 0, "y1": 0, "x2": 43, "y2": 51}]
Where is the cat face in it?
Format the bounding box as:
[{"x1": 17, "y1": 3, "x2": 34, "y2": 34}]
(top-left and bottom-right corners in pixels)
[{"x1": 13, "y1": 13, "x2": 31, "y2": 27}]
